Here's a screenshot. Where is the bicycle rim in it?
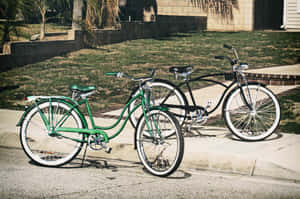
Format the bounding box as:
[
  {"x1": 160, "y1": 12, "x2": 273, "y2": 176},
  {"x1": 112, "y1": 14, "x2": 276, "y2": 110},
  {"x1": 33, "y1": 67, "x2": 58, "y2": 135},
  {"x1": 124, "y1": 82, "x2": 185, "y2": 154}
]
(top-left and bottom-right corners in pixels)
[
  {"x1": 20, "y1": 101, "x2": 84, "y2": 167},
  {"x1": 136, "y1": 110, "x2": 184, "y2": 177},
  {"x1": 224, "y1": 85, "x2": 280, "y2": 141}
]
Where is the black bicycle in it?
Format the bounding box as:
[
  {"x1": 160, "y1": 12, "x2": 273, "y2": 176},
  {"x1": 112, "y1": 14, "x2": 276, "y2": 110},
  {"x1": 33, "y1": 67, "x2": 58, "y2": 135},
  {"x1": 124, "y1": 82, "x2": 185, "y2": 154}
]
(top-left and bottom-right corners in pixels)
[{"x1": 128, "y1": 45, "x2": 281, "y2": 141}]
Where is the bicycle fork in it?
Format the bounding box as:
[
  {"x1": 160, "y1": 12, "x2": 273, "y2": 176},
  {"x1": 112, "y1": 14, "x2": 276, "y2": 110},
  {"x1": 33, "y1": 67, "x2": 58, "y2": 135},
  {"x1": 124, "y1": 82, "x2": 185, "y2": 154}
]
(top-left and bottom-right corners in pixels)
[
  {"x1": 142, "y1": 83, "x2": 164, "y2": 143},
  {"x1": 238, "y1": 73, "x2": 254, "y2": 111}
]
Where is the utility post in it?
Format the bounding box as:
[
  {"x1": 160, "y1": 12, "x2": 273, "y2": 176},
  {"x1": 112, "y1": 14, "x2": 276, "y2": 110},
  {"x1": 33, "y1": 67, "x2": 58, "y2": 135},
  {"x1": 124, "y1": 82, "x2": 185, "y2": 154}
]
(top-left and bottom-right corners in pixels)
[{"x1": 72, "y1": 0, "x2": 84, "y2": 30}]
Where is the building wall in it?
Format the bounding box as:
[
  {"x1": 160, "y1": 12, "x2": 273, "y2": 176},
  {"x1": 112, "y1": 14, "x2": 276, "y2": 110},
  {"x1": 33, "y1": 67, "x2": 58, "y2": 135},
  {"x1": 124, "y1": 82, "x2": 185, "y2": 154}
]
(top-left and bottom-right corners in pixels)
[
  {"x1": 283, "y1": 0, "x2": 300, "y2": 30},
  {"x1": 156, "y1": 0, "x2": 255, "y2": 31}
]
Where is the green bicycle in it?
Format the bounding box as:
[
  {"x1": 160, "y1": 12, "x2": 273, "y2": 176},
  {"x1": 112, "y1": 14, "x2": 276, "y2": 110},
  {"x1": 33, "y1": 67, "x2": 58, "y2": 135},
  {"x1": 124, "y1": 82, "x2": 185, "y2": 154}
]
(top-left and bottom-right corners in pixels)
[{"x1": 17, "y1": 70, "x2": 184, "y2": 177}]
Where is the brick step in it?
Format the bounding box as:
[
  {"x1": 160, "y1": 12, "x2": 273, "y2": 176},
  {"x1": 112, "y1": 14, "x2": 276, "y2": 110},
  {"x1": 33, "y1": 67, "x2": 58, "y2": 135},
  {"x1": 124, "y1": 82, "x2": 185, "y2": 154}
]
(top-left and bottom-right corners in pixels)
[{"x1": 245, "y1": 72, "x2": 300, "y2": 85}]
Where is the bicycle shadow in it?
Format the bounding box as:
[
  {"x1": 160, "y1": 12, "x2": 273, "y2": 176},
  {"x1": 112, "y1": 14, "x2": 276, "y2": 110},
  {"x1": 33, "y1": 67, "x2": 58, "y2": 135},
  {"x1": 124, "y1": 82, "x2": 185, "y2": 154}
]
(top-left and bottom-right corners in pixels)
[
  {"x1": 183, "y1": 125, "x2": 230, "y2": 138},
  {"x1": 226, "y1": 132, "x2": 283, "y2": 142},
  {"x1": 184, "y1": 125, "x2": 284, "y2": 142},
  {"x1": 29, "y1": 155, "x2": 192, "y2": 179}
]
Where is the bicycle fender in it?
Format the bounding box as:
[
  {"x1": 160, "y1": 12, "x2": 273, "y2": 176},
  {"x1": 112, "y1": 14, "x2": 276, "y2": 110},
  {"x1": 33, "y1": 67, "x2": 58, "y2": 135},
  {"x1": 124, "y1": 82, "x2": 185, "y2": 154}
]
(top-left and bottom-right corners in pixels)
[
  {"x1": 16, "y1": 99, "x2": 88, "y2": 129},
  {"x1": 16, "y1": 104, "x2": 38, "y2": 127}
]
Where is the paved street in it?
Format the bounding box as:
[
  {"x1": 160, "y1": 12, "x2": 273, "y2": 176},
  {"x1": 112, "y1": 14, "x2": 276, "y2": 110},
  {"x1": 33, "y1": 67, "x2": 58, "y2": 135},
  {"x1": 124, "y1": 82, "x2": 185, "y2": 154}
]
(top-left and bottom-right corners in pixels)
[{"x1": 1, "y1": 146, "x2": 300, "y2": 199}]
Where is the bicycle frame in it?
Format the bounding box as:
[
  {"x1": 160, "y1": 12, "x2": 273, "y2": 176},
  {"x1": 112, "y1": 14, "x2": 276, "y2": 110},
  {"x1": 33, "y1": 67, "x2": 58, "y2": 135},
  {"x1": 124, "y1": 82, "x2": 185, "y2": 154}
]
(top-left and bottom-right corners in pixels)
[
  {"x1": 183, "y1": 72, "x2": 236, "y2": 115},
  {"x1": 161, "y1": 71, "x2": 254, "y2": 117},
  {"x1": 18, "y1": 86, "x2": 165, "y2": 144}
]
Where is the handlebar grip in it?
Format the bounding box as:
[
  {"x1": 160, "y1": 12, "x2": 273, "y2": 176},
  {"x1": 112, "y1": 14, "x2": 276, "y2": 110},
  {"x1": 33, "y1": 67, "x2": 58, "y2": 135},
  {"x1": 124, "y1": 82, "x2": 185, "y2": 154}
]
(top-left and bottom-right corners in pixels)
[
  {"x1": 215, "y1": 56, "x2": 225, "y2": 60},
  {"x1": 224, "y1": 44, "x2": 232, "y2": 49},
  {"x1": 106, "y1": 72, "x2": 125, "y2": 78},
  {"x1": 105, "y1": 72, "x2": 118, "y2": 76}
]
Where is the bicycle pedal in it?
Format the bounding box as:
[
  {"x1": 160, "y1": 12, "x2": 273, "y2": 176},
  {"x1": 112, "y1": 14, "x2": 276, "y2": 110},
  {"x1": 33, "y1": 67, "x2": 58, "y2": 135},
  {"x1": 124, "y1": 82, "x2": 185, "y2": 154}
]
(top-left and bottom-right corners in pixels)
[
  {"x1": 205, "y1": 101, "x2": 212, "y2": 109},
  {"x1": 105, "y1": 147, "x2": 112, "y2": 154}
]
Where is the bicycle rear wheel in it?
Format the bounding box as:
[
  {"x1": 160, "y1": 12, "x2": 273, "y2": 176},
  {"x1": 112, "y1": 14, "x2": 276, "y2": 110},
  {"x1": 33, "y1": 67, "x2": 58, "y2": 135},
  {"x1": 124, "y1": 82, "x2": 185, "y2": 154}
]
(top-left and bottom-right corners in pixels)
[
  {"x1": 129, "y1": 80, "x2": 187, "y2": 129},
  {"x1": 223, "y1": 84, "x2": 280, "y2": 141},
  {"x1": 135, "y1": 110, "x2": 184, "y2": 177},
  {"x1": 20, "y1": 101, "x2": 84, "y2": 167}
]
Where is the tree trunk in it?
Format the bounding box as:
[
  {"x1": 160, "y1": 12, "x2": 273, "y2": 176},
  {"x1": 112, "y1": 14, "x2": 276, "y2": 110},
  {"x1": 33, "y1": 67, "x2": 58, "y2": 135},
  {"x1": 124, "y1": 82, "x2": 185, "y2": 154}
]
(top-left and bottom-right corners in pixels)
[
  {"x1": 86, "y1": 0, "x2": 104, "y2": 29},
  {"x1": 102, "y1": 0, "x2": 119, "y2": 28},
  {"x1": 40, "y1": 13, "x2": 46, "y2": 40}
]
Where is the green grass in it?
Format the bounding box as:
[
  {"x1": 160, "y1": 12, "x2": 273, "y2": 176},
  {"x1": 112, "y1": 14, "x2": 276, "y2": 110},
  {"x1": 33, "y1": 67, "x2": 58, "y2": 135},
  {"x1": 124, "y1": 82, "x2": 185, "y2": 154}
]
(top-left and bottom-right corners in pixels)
[
  {"x1": 0, "y1": 31, "x2": 300, "y2": 132},
  {"x1": 277, "y1": 87, "x2": 300, "y2": 134}
]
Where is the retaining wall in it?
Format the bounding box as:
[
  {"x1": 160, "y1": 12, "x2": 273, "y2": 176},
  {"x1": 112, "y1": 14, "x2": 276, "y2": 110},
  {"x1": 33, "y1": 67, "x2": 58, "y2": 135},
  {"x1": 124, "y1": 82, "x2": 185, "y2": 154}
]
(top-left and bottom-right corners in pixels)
[
  {"x1": 0, "y1": 16, "x2": 207, "y2": 72},
  {"x1": 0, "y1": 31, "x2": 84, "y2": 72},
  {"x1": 85, "y1": 15, "x2": 207, "y2": 46}
]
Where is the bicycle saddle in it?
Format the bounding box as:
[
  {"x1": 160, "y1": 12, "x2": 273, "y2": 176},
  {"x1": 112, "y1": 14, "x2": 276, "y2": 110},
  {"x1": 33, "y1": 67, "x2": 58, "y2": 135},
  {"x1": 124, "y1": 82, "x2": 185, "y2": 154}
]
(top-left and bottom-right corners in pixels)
[
  {"x1": 69, "y1": 85, "x2": 96, "y2": 93},
  {"x1": 169, "y1": 65, "x2": 193, "y2": 74}
]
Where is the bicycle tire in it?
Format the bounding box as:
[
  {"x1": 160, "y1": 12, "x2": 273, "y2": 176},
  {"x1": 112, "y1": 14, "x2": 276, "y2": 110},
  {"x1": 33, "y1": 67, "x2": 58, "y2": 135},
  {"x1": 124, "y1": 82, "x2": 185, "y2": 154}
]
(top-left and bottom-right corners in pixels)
[
  {"x1": 128, "y1": 80, "x2": 187, "y2": 130},
  {"x1": 223, "y1": 84, "x2": 280, "y2": 141},
  {"x1": 20, "y1": 100, "x2": 84, "y2": 167},
  {"x1": 135, "y1": 110, "x2": 184, "y2": 177}
]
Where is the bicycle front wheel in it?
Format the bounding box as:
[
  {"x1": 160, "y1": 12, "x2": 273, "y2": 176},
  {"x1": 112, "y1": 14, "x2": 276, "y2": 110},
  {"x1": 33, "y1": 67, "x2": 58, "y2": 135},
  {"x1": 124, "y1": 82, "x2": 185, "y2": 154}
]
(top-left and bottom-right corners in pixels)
[
  {"x1": 223, "y1": 84, "x2": 280, "y2": 141},
  {"x1": 129, "y1": 80, "x2": 187, "y2": 129},
  {"x1": 135, "y1": 110, "x2": 184, "y2": 177},
  {"x1": 20, "y1": 101, "x2": 84, "y2": 167}
]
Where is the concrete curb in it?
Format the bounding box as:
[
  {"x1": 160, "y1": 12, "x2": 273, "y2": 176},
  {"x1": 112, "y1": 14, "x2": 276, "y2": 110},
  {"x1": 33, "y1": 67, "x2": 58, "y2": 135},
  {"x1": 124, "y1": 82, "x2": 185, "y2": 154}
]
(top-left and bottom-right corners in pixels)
[{"x1": 2, "y1": 124, "x2": 300, "y2": 182}]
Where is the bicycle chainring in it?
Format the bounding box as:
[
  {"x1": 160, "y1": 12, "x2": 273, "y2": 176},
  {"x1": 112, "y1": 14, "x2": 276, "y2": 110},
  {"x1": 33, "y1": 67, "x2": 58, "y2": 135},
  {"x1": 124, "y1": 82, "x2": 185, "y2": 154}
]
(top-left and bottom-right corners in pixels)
[{"x1": 88, "y1": 134, "x2": 105, "y2": 151}]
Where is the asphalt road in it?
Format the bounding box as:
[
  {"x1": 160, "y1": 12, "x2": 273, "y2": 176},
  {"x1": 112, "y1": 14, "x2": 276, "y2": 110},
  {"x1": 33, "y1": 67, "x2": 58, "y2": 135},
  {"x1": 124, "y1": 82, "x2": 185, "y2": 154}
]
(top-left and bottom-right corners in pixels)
[{"x1": 1, "y1": 146, "x2": 300, "y2": 199}]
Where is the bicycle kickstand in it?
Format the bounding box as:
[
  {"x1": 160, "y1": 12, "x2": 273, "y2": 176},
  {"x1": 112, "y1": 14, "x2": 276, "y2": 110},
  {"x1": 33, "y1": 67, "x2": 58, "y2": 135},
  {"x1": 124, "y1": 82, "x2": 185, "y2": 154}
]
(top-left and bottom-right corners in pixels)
[{"x1": 81, "y1": 144, "x2": 88, "y2": 168}]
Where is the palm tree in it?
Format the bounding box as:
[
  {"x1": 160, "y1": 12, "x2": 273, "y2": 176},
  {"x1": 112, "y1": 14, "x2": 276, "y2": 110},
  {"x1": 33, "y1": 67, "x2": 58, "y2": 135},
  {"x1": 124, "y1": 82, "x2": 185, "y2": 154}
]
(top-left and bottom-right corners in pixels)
[
  {"x1": 86, "y1": 0, "x2": 102, "y2": 29},
  {"x1": 85, "y1": 0, "x2": 119, "y2": 29}
]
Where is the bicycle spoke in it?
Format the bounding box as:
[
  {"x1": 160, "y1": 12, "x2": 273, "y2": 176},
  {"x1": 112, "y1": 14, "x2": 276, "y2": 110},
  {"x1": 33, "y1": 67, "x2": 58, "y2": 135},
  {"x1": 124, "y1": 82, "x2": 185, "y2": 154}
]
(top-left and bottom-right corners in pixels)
[
  {"x1": 232, "y1": 114, "x2": 249, "y2": 129},
  {"x1": 136, "y1": 110, "x2": 183, "y2": 176}
]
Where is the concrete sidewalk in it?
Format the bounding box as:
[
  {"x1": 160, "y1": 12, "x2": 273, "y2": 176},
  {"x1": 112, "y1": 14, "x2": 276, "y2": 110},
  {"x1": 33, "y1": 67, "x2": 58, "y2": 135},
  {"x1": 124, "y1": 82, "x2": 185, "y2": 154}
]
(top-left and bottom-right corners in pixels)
[{"x1": 0, "y1": 64, "x2": 300, "y2": 181}]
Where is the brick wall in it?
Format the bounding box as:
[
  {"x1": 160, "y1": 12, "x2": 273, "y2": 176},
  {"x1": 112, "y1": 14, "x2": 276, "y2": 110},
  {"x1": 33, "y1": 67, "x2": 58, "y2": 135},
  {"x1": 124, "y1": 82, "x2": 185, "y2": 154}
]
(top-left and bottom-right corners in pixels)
[{"x1": 246, "y1": 72, "x2": 300, "y2": 86}]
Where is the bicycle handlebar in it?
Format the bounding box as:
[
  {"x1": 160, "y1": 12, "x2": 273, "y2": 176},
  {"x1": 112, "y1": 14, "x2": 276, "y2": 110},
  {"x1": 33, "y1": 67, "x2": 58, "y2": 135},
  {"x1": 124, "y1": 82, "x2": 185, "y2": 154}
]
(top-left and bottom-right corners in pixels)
[
  {"x1": 223, "y1": 44, "x2": 232, "y2": 50},
  {"x1": 215, "y1": 55, "x2": 235, "y2": 65},
  {"x1": 105, "y1": 68, "x2": 155, "y2": 82},
  {"x1": 215, "y1": 44, "x2": 239, "y2": 66}
]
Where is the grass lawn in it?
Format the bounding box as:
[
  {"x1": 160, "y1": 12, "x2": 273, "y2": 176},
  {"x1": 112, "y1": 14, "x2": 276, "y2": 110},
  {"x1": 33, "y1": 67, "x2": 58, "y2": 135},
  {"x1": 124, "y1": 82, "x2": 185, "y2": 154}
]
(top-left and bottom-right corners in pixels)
[
  {"x1": 0, "y1": 30, "x2": 299, "y2": 133},
  {"x1": 277, "y1": 87, "x2": 300, "y2": 134}
]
